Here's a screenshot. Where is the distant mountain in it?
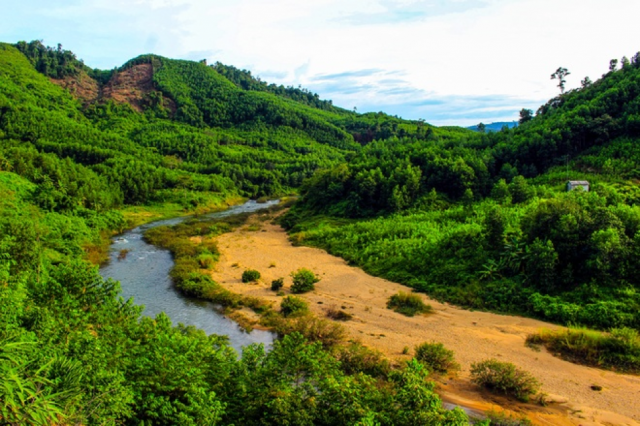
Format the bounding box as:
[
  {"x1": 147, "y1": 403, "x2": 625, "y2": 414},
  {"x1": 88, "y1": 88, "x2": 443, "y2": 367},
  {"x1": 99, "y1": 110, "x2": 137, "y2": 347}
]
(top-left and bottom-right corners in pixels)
[{"x1": 466, "y1": 121, "x2": 518, "y2": 132}]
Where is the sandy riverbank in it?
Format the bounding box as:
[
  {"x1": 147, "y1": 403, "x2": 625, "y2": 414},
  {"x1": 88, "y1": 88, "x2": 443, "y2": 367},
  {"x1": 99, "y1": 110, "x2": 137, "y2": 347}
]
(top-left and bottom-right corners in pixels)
[{"x1": 210, "y1": 213, "x2": 640, "y2": 426}]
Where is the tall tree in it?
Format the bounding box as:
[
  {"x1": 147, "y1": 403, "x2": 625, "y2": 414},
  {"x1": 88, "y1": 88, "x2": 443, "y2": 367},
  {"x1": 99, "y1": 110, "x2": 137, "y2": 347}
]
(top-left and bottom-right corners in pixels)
[
  {"x1": 609, "y1": 59, "x2": 618, "y2": 72},
  {"x1": 551, "y1": 67, "x2": 570, "y2": 93},
  {"x1": 518, "y1": 108, "x2": 533, "y2": 124}
]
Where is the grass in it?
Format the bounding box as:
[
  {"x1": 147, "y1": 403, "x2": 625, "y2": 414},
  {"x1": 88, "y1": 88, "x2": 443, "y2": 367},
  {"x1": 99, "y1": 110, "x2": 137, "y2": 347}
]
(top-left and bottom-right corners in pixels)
[
  {"x1": 483, "y1": 410, "x2": 532, "y2": 426},
  {"x1": 386, "y1": 292, "x2": 433, "y2": 317},
  {"x1": 526, "y1": 327, "x2": 640, "y2": 374},
  {"x1": 414, "y1": 342, "x2": 459, "y2": 374},
  {"x1": 470, "y1": 359, "x2": 540, "y2": 402}
]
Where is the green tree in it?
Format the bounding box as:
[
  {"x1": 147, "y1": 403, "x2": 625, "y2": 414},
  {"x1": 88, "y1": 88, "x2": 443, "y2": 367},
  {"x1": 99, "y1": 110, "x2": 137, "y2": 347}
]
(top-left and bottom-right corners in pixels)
[
  {"x1": 490, "y1": 179, "x2": 511, "y2": 204},
  {"x1": 551, "y1": 67, "x2": 570, "y2": 93},
  {"x1": 518, "y1": 108, "x2": 533, "y2": 124}
]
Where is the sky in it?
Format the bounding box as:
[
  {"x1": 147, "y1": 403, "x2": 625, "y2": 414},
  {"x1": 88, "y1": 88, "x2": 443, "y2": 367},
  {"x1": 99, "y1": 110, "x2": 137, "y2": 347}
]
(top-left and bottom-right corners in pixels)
[{"x1": 1, "y1": 0, "x2": 639, "y2": 126}]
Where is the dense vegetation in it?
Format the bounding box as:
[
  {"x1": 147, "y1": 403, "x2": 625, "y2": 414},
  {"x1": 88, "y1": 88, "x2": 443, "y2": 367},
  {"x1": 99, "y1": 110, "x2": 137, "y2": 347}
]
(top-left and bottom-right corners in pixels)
[
  {"x1": 3, "y1": 36, "x2": 640, "y2": 422},
  {"x1": 285, "y1": 53, "x2": 640, "y2": 332},
  {"x1": 0, "y1": 40, "x2": 486, "y2": 423},
  {"x1": 526, "y1": 327, "x2": 640, "y2": 373}
]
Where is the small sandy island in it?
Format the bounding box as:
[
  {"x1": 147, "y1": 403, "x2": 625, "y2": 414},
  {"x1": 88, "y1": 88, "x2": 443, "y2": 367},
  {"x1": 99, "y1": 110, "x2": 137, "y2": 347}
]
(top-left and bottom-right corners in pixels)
[{"x1": 210, "y1": 213, "x2": 640, "y2": 426}]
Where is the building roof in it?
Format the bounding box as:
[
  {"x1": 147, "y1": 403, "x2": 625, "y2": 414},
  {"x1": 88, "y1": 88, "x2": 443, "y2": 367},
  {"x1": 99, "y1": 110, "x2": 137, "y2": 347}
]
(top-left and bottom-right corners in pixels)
[{"x1": 567, "y1": 180, "x2": 590, "y2": 185}]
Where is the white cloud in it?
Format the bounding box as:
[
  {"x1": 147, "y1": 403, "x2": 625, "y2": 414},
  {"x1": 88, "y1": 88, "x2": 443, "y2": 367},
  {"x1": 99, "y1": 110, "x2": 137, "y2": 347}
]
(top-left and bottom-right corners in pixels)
[{"x1": 2, "y1": 0, "x2": 638, "y2": 125}]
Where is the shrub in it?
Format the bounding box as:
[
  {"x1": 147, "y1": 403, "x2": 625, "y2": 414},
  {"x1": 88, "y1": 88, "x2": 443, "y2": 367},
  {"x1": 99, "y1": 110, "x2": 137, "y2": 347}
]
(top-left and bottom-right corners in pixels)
[
  {"x1": 197, "y1": 253, "x2": 216, "y2": 268},
  {"x1": 335, "y1": 342, "x2": 391, "y2": 378},
  {"x1": 326, "y1": 307, "x2": 353, "y2": 321},
  {"x1": 269, "y1": 315, "x2": 347, "y2": 348},
  {"x1": 280, "y1": 296, "x2": 308, "y2": 317},
  {"x1": 271, "y1": 277, "x2": 284, "y2": 291},
  {"x1": 387, "y1": 292, "x2": 433, "y2": 317},
  {"x1": 470, "y1": 359, "x2": 540, "y2": 402},
  {"x1": 290, "y1": 268, "x2": 320, "y2": 293},
  {"x1": 242, "y1": 269, "x2": 261, "y2": 283},
  {"x1": 414, "y1": 342, "x2": 459, "y2": 374}
]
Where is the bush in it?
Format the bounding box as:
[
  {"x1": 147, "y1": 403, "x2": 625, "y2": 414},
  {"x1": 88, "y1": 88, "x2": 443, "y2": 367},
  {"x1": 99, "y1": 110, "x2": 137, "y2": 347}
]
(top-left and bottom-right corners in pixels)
[
  {"x1": 290, "y1": 268, "x2": 320, "y2": 293},
  {"x1": 335, "y1": 342, "x2": 391, "y2": 378},
  {"x1": 273, "y1": 315, "x2": 347, "y2": 348},
  {"x1": 280, "y1": 296, "x2": 308, "y2": 317},
  {"x1": 470, "y1": 359, "x2": 540, "y2": 402},
  {"x1": 271, "y1": 277, "x2": 284, "y2": 291},
  {"x1": 387, "y1": 292, "x2": 433, "y2": 317},
  {"x1": 197, "y1": 253, "x2": 217, "y2": 268},
  {"x1": 326, "y1": 306, "x2": 353, "y2": 321},
  {"x1": 414, "y1": 342, "x2": 459, "y2": 374},
  {"x1": 242, "y1": 269, "x2": 261, "y2": 283}
]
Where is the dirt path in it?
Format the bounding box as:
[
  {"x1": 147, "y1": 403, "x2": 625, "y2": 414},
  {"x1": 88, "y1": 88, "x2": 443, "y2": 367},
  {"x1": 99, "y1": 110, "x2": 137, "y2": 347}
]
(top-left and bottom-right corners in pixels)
[{"x1": 211, "y1": 215, "x2": 640, "y2": 425}]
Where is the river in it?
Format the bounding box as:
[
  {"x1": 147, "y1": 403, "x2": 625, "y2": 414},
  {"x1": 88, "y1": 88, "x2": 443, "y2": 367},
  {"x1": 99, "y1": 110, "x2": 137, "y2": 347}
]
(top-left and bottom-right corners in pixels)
[{"x1": 99, "y1": 200, "x2": 278, "y2": 354}]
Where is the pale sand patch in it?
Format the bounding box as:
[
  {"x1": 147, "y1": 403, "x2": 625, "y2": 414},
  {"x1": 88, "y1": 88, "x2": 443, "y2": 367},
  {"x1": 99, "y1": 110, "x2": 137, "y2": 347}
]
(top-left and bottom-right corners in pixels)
[{"x1": 211, "y1": 215, "x2": 640, "y2": 426}]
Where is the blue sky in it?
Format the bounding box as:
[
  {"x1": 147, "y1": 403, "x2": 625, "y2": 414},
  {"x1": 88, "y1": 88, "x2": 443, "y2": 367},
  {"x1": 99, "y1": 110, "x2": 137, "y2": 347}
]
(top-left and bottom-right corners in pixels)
[{"x1": 2, "y1": 0, "x2": 639, "y2": 126}]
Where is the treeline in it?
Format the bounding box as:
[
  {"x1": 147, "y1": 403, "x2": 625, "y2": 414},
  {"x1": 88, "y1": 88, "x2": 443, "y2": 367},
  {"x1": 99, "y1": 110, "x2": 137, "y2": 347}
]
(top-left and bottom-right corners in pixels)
[
  {"x1": 15, "y1": 39, "x2": 113, "y2": 83},
  {"x1": 212, "y1": 62, "x2": 340, "y2": 112},
  {"x1": 296, "y1": 56, "x2": 640, "y2": 218}
]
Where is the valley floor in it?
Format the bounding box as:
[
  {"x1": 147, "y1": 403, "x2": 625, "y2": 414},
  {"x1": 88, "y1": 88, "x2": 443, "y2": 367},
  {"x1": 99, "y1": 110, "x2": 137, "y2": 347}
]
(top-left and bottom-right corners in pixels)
[{"x1": 210, "y1": 213, "x2": 640, "y2": 426}]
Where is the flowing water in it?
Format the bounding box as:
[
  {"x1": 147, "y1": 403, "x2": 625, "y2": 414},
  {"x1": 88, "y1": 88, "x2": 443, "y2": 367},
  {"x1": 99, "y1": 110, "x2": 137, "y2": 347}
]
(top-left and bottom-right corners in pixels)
[{"x1": 99, "y1": 200, "x2": 278, "y2": 354}]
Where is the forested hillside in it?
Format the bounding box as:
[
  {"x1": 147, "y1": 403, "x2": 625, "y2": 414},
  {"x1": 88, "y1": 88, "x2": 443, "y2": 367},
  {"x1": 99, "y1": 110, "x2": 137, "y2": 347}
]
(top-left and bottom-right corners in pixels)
[{"x1": 286, "y1": 52, "x2": 640, "y2": 331}]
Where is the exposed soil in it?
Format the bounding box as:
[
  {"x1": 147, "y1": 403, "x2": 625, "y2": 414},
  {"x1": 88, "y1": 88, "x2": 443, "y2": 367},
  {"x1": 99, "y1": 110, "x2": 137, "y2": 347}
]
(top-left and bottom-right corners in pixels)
[
  {"x1": 51, "y1": 71, "x2": 99, "y2": 105},
  {"x1": 101, "y1": 63, "x2": 154, "y2": 112},
  {"x1": 211, "y1": 213, "x2": 640, "y2": 426},
  {"x1": 51, "y1": 63, "x2": 176, "y2": 113}
]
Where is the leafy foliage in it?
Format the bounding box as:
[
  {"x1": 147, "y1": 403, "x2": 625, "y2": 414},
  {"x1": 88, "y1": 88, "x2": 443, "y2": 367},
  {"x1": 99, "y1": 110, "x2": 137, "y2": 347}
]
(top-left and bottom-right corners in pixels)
[
  {"x1": 280, "y1": 295, "x2": 309, "y2": 317},
  {"x1": 242, "y1": 269, "x2": 261, "y2": 283},
  {"x1": 290, "y1": 268, "x2": 320, "y2": 293},
  {"x1": 271, "y1": 277, "x2": 284, "y2": 291},
  {"x1": 470, "y1": 359, "x2": 541, "y2": 402},
  {"x1": 414, "y1": 342, "x2": 459, "y2": 374}
]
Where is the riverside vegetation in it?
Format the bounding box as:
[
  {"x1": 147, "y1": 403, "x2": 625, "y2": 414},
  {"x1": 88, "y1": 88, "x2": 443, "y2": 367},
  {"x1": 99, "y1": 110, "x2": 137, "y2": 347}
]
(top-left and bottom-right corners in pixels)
[{"x1": 1, "y1": 38, "x2": 639, "y2": 423}]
